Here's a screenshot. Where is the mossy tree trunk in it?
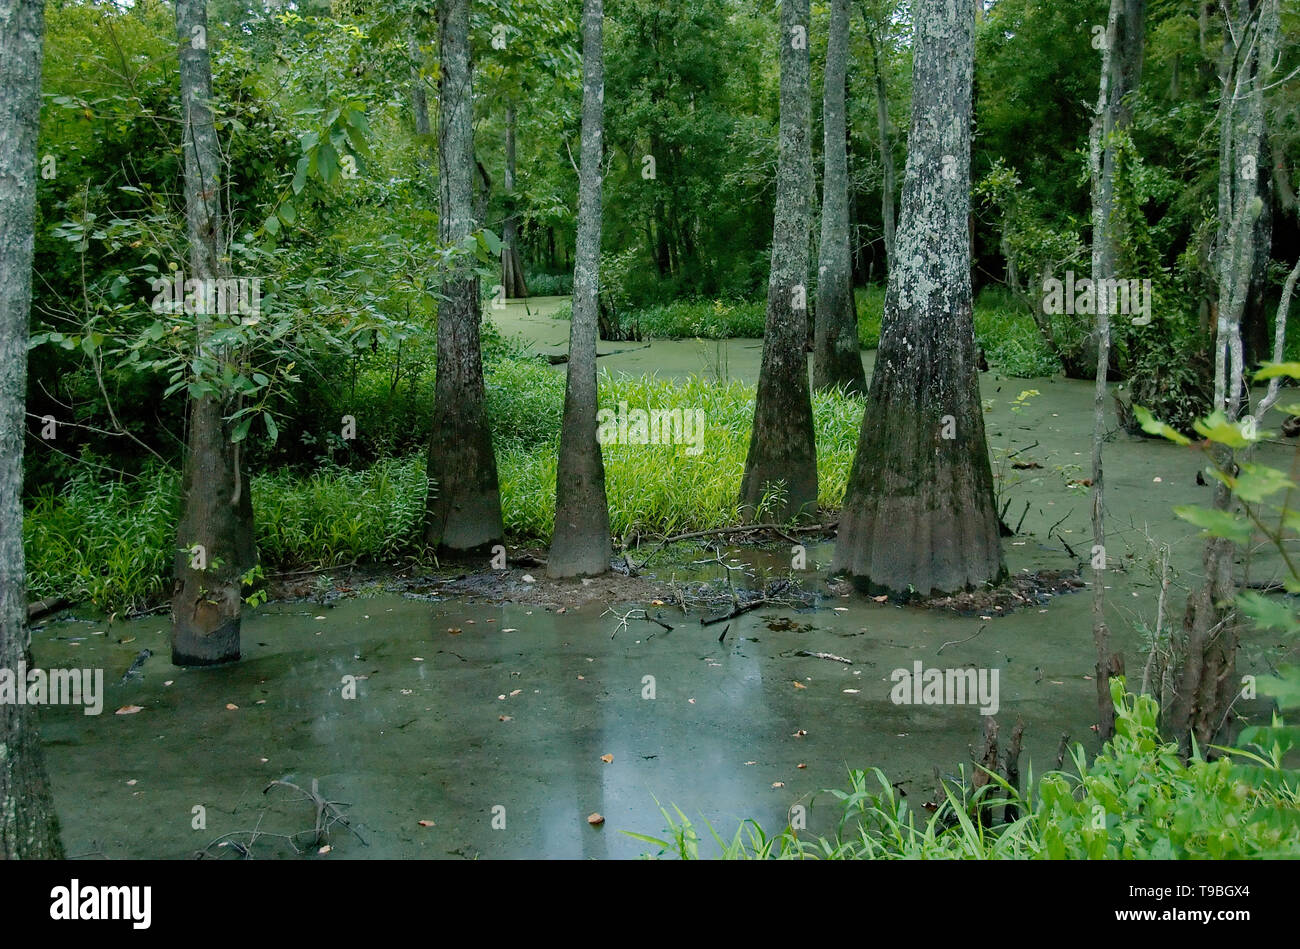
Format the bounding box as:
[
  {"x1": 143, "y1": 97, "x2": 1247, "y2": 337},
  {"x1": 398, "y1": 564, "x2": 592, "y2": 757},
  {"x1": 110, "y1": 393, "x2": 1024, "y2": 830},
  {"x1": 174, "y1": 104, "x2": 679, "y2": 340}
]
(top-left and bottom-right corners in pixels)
[
  {"x1": 739, "y1": 0, "x2": 817, "y2": 524},
  {"x1": 424, "y1": 0, "x2": 504, "y2": 554},
  {"x1": 832, "y1": 0, "x2": 1003, "y2": 597},
  {"x1": 549, "y1": 0, "x2": 611, "y2": 579},
  {"x1": 0, "y1": 0, "x2": 64, "y2": 858}
]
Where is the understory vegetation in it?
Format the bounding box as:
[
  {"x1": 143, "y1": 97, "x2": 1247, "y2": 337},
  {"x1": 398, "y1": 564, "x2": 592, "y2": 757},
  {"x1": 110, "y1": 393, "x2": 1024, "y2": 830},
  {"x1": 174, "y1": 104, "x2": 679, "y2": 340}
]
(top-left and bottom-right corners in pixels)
[{"x1": 25, "y1": 360, "x2": 865, "y2": 613}]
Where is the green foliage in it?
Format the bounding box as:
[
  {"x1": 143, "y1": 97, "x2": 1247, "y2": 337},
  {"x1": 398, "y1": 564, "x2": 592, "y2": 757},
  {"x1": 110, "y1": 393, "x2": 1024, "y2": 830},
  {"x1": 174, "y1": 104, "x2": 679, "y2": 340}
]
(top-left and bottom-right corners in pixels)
[
  {"x1": 25, "y1": 363, "x2": 866, "y2": 611},
  {"x1": 630, "y1": 682, "x2": 1300, "y2": 859}
]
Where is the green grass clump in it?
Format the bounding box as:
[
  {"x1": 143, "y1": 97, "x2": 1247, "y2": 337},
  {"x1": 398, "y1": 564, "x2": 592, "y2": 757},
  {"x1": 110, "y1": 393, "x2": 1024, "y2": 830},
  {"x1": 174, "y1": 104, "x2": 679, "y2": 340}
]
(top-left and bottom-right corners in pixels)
[
  {"x1": 973, "y1": 288, "x2": 1061, "y2": 378},
  {"x1": 253, "y1": 458, "x2": 428, "y2": 567},
  {"x1": 25, "y1": 465, "x2": 179, "y2": 614}
]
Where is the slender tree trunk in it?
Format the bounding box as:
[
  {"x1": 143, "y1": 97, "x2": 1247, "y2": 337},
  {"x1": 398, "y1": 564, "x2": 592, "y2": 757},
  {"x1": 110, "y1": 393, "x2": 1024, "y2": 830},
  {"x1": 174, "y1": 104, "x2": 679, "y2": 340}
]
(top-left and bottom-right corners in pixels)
[
  {"x1": 408, "y1": 33, "x2": 432, "y2": 170},
  {"x1": 171, "y1": 0, "x2": 255, "y2": 666},
  {"x1": 866, "y1": 28, "x2": 895, "y2": 275},
  {"x1": 833, "y1": 0, "x2": 1003, "y2": 597},
  {"x1": 501, "y1": 102, "x2": 529, "y2": 299},
  {"x1": 1088, "y1": 0, "x2": 1136, "y2": 741},
  {"x1": 1073, "y1": 0, "x2": 1144, "y2": 381},
  {"x1": 549, "y1": 0, "x2": 610, "y2": 579},
  {"x1": 425, "y1": 0, "x2": 503, "y2": 553},
  {"x1": 740, "y1": 0, "x2": 817, "y2": 524},
  {"x1": 1171, "y1": 0, "x2": 1278, "y2": 754},
  {"x1": 813, "y1": 0, "x2": 866, "y2": 396},
  {"x1": 0, "y1": 0, "x2": 63, "y2": 859}
]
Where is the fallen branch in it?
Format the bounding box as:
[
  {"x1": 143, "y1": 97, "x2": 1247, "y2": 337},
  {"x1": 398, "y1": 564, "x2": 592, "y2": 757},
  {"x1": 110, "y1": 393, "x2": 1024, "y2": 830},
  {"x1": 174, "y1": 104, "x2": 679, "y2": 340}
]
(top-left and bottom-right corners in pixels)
[
  {"x1": 264, "y1": 777, "x2": 367, "y2": 848},
  {"x1": 937, "y1": 624, "x2": 987, "y2": 655},
  {"x1": 790, "y1": 649, "x2": 852, "y2": 665},
  {"x1": 27, "y1": 597, "x2": 70, "y2": 622}
]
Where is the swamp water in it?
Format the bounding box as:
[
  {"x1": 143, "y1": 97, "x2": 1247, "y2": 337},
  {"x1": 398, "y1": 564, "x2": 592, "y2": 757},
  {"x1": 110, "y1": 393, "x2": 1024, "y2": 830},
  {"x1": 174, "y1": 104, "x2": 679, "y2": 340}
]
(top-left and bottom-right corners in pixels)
[{"x1": 28, "y1": 297, "x2": 1290, "y2": 858}]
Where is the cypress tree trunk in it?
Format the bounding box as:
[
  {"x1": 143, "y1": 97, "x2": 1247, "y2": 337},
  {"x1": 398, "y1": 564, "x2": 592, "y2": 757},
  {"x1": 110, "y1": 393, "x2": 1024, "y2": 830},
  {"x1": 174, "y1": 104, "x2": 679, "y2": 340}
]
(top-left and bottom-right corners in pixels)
[
  {"x1": 501, "y1": 103, "x2": 530, "y2": 299},
  {"x1": 813, "y1": 0, "x2": 866, "y2": 396},
  {"x1": 0, "y1": 0, "x2": 63, "y2": 859},
  {"x1": 833, "y1": 0, "x2": 1003, "y2": 597},
  {"x1": 549, "y1": 0, "x2": 611, "y2": 579},
  {"x1": 425, "y1": 0, "x2": 504, "y2": 553},
  {"x1": 171, "y1": 0, "x2": 256, "y2": 666},
  {"x1": 739, "y1": 0, "x2": 817, "y2": 524}
]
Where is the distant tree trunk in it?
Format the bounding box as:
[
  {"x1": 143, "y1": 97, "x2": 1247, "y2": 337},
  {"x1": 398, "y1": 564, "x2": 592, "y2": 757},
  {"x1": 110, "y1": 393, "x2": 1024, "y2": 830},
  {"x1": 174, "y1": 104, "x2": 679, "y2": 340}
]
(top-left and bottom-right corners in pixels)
[
  {"x1": 501, "y1": 102, "x2": 529, "y2": 299},
  {"x1": 1073, "y1": 0, "x2": 1144, "y2": 381},
  {"x1": 833, "y1": 0, "x2": 1003, "y2": 596},
  {"x1": 739, "y1": 0, "x2": 817, "y2": 524},
  {"x1": 408, "y1": 33, "x2": 432, "y2": 169},
  {"x1": 1087, "y1": 0, "x2": 1135, "y2": 741},
  {"x1": 474, "y1": 157, "x2": 490, "y2": 236},
  {"x1": 1171, "y1": 0, "x2": 1279, "y2": 755},
  {"x1": 866, "y1": 27, "x2": 895, "y2": 275},
  {"x1": 813, "y1": 0, "x2": 866, "y2": 396},
  {"x1": 425, "y1": 0, "x2": 503, "y2": 553},
  {"x1": 549, "y1": 0, "x2": 611, "y2": 579},
  {"x1": 171, "y1": 0, "x2": 256, "y2": 666},
  {"x1": 0, "y1": 0, "x2": 63, "y2": 859}
]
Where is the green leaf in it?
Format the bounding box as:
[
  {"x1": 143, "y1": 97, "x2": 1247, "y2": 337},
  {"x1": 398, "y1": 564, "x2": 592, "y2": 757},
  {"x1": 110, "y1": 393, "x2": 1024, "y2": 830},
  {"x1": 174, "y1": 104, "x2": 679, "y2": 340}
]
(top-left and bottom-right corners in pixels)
[
  {"x1": 316, "y1": 140, "x2": 339, "y2": 185},
  {"x1": 292, "y1": 155, "x2": 310, "y2": 195},
  {"x1": 1172, "y1": 505, "x2": 1253, "y2": 545},
  {"x1": 1237, "y1": 592, "x2": 1300, "y2": 635},
  {"x1": 1192, "y1": 411, "x2": 1251, "y2": 448},
  {"x1": 1252, "y1": 669, "x2": 1300, "y2": 710},
  {"x1": 1133, "y1": 405, "x2": 1191, "y2": 445},
  {"x1": 277, "y1": 202, "x2": 297, "y2": 226},
  {"x1": 263, "y1": 214, "x2": 281, "y2": 236},
  {"x1": 1231, "y1": 463, "x2": 1295, "y2": 503},
  {"x1": 231, "y1": 416, "x2": 253, "y2": 443},
  {"x1": 299, "y1": 130, "x2": 320, "y2": 151},
  {"x1": 1254, "y1": 362, "x2": 1300, "y2": 382},
  {"x1": 263, "y1": 412, "x2": 278, "y2": 444},
  {"x1": 479, "y1": 227, "x2": 503, "y2": 256}
]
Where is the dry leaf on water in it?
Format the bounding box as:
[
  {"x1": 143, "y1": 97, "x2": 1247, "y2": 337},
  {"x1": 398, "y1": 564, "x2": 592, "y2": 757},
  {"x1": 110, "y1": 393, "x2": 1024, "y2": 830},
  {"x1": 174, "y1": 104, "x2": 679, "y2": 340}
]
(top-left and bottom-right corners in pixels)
[
  {"x1": 225, "y1": 703, "x2": 239, "y2": 710},
  {"x1": 115, "y1": 705, "x2": 144, "y2": 715},
  {"x1": 792, "y1": 681, "x2": 806, "y2": 689},
  {"x1": 418, "y1": 819, "x2": 435, "y2": 827},
  {"x1": 771, "y1": 782, "x2": 785, "y2": 788},
  {"x1": 587, "y1": 813, "x2": 604, "y2": 826},
  {"x1": 600, "y1": 754, "x2": 614, "y2": 763}
]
